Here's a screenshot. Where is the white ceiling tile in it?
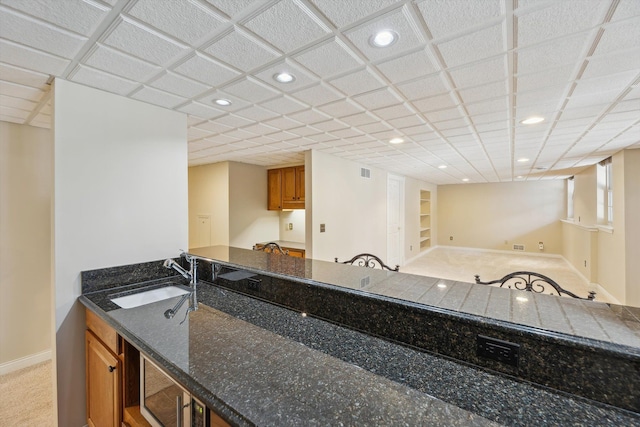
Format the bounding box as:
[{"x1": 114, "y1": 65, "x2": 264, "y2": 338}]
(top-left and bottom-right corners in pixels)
[
  {"x1": 287, "y1": 125, "x2": 320, "y2": 136},
  {"x1": 355, "y1": 121, "x2": 392, "y2": 134},
  {"x1": 402, "y1": 124, "x2": 433, "y2": 136},
  {"x1": 253, "y1": 60, "x2": 318, "y2": 92},
  {"x1": 327, "y1": 67, "x2": 385, "y2": 96},
  {"x1": 233, "y1": 105, "x2": 279, "y2": 122},
  {"x1": 188, "y1": 126, "x2": 214, "y2": 141},
  {"x1": 128, "y1": 0, "x2": 225, "y2": 45},
  {"x1": 0, "y1": 80, "x2": 45, "y2": 101},
  {"x1": 352, "y1": 87, "x2": 402, "y2": 110},
  {"x1": 449, "y1": 55, "x2": 506, "y2": 88},
  {"x1": 131, "y1": 86, "x2": 186, "y2": 108},
  {"x1": 565, "y1": 89, "x2": 624, "y2": 110},
  {"x1": 203, "y1": 0, "x2": 257, "y2": 19},
  {"x1": 0, "y1": 7, "x2": 87, "y2": 58},
  {"x1": 412, "y1": 92, "x2": 457, "y2": 113},
  {"x1": 372, "y1": 103, "x2": 414, "y2": 120},
  {"x1": 264, "y1": 130, "x2": 299, "y2": 141},
  {"x1": 103, "y1": 17, "x2": 189, "y2": 65},
  {"x1": 263, "y1": 116, "x2": 304, "y2": 130},
  {"x1": 84, "y1": 44, "x2": 160, "y2": 81},
  {"x1": 327, "y1": 127, "x2": 364, "y2": 139},
  {"x1": 294, "y1": 38, "x2": 362, "y2": 78},
  {"x1": 339, "y1": 111, "x2": 378, "y2": 126},
  {"x1": 516, "y1": 65, "x2": 574, "y2": 92},
  {"x1": 310, "y1": 119, "x2": 348, "y2": 132},
  {"x1": 261, "y1": 95, "x2": 308, "y2": 115},
  {"x1": 1, "y1": 0, "x2": 109, "y2": 36},
  {"x1": 0, "y1": 104, "x2": 30, "y2": 119},
  {"x1": 222, "y1": 77, "x2": 280, "y2": 103},
  {"x1": 243, "y1": 0, "x2": 330, "y2": 53},
  {"x1": 0, "y1": 93, "x2": 37, "y2": 111},
  {"x1": 149, "y1": 71, "x2": 209, "y2": 98},
  {"x1": 242, "y1": 122, "x2": 279, "y2": 135},
  {"x1": 290, "y1": 82, "x2": 342, "y2": 106},
  {"x1": 178, "y1": 101, "x2": 226, "y2": 119},
  {"x1": 583, "y1": 50, "x2": 640, "y2": 80},
  {"x1": 173, "y1": 52, "x2": 241, "y2": 87},
  {"x1": 204, "y1": 28, "x2": 278, "y2": 72},
  {"x1": 70, "y1": 64, "x2": 139, "y2": 95},
  {"x1": 517, "y1": 34, "x2": 587, "y2": 75},
  {"x1": 309, "y1": 0, "x2": 400, "y2": 28},
  {"x1": 345, "y1": 6, "x2": 424, "y2": 61},
  {"x1": 572, "y1": 70, "x2": 637, "y2": 98},
  {"x1": 437, "y1": 24, "x2": 503, "y2": 68},
  {"x1": 516, "y1": 85, "x2": 564, "y2": 108},
  {"x1": 517, "y1": 0, "x2": 607, "y2": 47},
  {"x1": 376, "y1": 49, "x2": 438, "y2": 83},
  {"x1": 223, "y1": 128, "x2": 259, "y2": 140},
  {"x1": 396, "y1": 73, "x2": 448, "y2": 100},
  {"x1": 288, "y1": 108, "x2": 331, "y2": 124},
  {"x1": 432, "y1": 116, "x2": 468, "y2": 129},
  {"x1": 459, "y1": 80, "x2": 507, "y2": 104},
  {"x1": 0, "y1": 62, "x2": 49, "y2": 89},
  {"x1": 316, "y1": 99, "x2": 364, "y2": 117},
  {"x1": 0, "y1": 39, "x2": 70, "y2": 75},
  {"x1": 417, "y1": 0, "x2": 502, "y2": 40},
  {"x1": 215, "y1": 113, "x2": 256, "y2": 128}
]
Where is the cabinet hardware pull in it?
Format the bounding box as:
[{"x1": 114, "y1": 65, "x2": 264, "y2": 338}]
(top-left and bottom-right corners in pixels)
[{"x1": 108, "y1": 365, "x2": 116, "y2": 372}]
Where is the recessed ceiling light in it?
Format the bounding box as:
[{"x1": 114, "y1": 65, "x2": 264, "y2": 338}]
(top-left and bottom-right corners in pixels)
[
  {"x1": 389, "y1": 137, "x2": 404, "y2": 144},
  {"x1": 273, "y1": 72, "x2": 295, "y2": 83},
  {"x1": 438, "y1": 165, "x2": 447, "y2": 169},
  {"x1": 214, "y1": 98, "x2": 231, "y2": 106},
  {"x1": 520, "y1": 116, "x2": 544, "y2": 125},
  {"x1": 517, "y1": 158, "x2": 529, "y2": 163},
  {"x1": 462, "y1": 178, "x2": 469, "y2": 182},
  {"x1": 370, "y1": 30, "x2": 398, "y2": 47}
]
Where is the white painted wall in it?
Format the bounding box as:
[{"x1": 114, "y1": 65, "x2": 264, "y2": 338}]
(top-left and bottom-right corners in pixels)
[
  {"x1": 0, "y1": 122, "x2": 52, "y2": 371},
  {"x1": 623, "y1": 149, "x2": 640, "y2": 307},
  {"x1": 279, "y1": 210, "x2": 306, "y2": 243},
  {"x1": 308, "y1": 150, "x2": 387, "y2": 263},
  {"x1": 437, "y1": 181, "x2": 565, "y2": 254},
  {"x1": 53, "y1": 79, "x2": 188, "y2": 427}
]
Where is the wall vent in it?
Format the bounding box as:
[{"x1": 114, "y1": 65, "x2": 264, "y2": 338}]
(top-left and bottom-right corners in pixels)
[
  {"x1": 512, "y1": 244, "x2": 525, "y2": 251},
  {"x1": 360, "y1": 167, "x2": 371, "y2": 178}
]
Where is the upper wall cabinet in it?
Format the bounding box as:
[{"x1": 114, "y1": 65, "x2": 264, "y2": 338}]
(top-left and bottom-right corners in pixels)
[{"x1": 268, "y1": 166, "x2": 305, "y2": 210}]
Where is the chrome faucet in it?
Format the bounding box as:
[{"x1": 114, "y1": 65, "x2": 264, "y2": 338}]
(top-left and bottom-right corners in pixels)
[{"x1": 163, "y1": 252, "x2": 198, "y2": 323}]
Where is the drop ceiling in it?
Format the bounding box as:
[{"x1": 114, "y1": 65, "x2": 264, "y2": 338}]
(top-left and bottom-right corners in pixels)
[{"x1": 1, "y1": 0, "x2": 639, "y2": 185}]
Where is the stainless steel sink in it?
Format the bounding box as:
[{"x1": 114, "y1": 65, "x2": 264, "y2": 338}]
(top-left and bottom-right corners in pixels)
[{"x1": 110, "y1": 286, "x2": 190, "y2": 309}]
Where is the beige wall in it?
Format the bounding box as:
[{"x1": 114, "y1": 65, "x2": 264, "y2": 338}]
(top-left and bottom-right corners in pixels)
[
  {"x1": 279, "y1": 210, "x2": 306, "y2": 243},
  {"x1": 0, "y1": 122, "x2": 52, "y2": 370},
  {"x1": 188, "y1": 161, "x2": 279, "y2": 250},
  {"x1": 228, "y1": 162, "x2": 279, "y2": 248},
  {"x1": 438, "y1": 180, "x2": 565, "y2": 254},
  {"x1": 623, "y1": 149, "x2": 640, "y2": 306},
  {"x1": 573, "y1": 165, "x2": 597, "y2": 226},
  {"x1": 188, "y1": 162, "x2": 230, "y2": 247},
  {"x1": 53, "y1": 79, "x2": 188, "y2": 427},
  {"x1": 562, "y1": 221, "x2": 598, "y2": 282}
]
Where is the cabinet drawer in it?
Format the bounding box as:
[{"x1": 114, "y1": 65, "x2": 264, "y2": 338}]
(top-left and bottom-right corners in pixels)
[{"x1": 86, "y1": 308, "x2": 120, "y2": 355}]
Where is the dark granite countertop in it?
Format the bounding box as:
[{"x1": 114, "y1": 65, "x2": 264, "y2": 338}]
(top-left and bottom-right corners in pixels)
[{"x1": 80, "y1": 276, "x2": 640, "y2": 427}]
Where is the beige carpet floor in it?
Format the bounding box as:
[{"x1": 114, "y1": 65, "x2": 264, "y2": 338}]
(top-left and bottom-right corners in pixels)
[
  {"x1": 0, "y1": 360, "x2": 54, "y2": 426},
  {"x1": 403, "y1": 246, "x2": 614, "y2": 303}
]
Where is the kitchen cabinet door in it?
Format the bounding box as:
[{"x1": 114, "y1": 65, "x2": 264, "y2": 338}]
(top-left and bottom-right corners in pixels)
[
  {"x1": 268, "y1": 168, "x2": 282, "y2": 210},
  {"x1": 86, "y1": 330, "x2": 120, "y2": 427}
]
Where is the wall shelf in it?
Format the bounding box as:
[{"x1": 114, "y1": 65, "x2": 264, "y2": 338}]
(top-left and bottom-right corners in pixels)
[{"x1": 420, "y1": 190, "x2": 431, "y2": 251}]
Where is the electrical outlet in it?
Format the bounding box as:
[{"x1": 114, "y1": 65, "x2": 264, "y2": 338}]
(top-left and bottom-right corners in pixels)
[
  {"x1": 320, "y1": 224, "x2": 325, "y2": 232},
  {"x1": 288, "y1": 223, "x2": 293, "y2": 230},
  {"x1": 410, "y1": 245, "x2": 413, "y2": 251},
  {"x1": 477, "y1": 335, "x2": 520, "y2": 367},
  {"x1": 450, "y1": 236, "x2": 453, "y2": 241}
]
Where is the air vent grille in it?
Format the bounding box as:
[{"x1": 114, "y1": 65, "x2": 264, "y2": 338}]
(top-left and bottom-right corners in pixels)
[
  {"x1": 360, "y1": 167, "x2": 371, "y2": 178},
  {"x1": 513, "y1": 244, "x2": 525, "y2": 251}
]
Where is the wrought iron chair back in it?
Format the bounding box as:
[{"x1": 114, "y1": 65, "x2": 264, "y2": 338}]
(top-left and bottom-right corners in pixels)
[
  {"x1": 253, "y1": 242, "x2": 289, "y2": 255},
  {"x1": 474, "y1": 271, "x2": 595, "y2": 300},
  {"x1": 334, "y1": 253, "x2": 399, "y2": 272}
]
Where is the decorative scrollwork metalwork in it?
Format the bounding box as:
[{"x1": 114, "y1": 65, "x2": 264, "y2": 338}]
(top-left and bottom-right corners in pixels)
[
  {"x1": 474, "y1": 271, "x2": 595, "y2": 300},
  {"x1": 334, "y1": 253, "x2": 399, "y2": 272},
  {"x1": 253, "y1": 242, "x2": 289, "y2": 255}
]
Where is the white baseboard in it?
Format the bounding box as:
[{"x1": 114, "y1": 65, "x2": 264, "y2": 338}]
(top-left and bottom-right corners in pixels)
[
  {"x1": 0, "y1": 350, "x2": 52, "y2": 375},
  {"x1": 404, "y1": 245, "x2": 436, "y2": 265},
  {"x1": 433, "y1": 244, "x2": 564, "y2": 259},
  {"x1": 590, "y1": 282, "x2": 621, "y2": 305}
]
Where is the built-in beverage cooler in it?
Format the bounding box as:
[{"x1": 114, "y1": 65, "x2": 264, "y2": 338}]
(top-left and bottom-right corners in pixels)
[{"x1": 140, "y1": 355, "x2": 209, "y2": 427}]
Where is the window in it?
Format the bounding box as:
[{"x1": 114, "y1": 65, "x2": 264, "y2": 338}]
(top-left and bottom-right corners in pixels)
[
  {"x1": 597, "y1": 157, "x2": 613, "y2": 225},
  {"x1": 567, "y1": 176, "x2": 574, "y2": 219}
]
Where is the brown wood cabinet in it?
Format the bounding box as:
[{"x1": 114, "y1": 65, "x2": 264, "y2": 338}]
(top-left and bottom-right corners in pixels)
[
  {"x1": 268, "y1": 165, "x2": 304, "y2": 210},
  {"x1": 86, "y1": 319, "x2": 121, "y2": 427}
]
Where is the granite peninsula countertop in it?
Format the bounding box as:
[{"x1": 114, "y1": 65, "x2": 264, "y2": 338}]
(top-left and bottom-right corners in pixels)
[{"x1": 80, "y1": 275, "x2": 640, "y2": 426}]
